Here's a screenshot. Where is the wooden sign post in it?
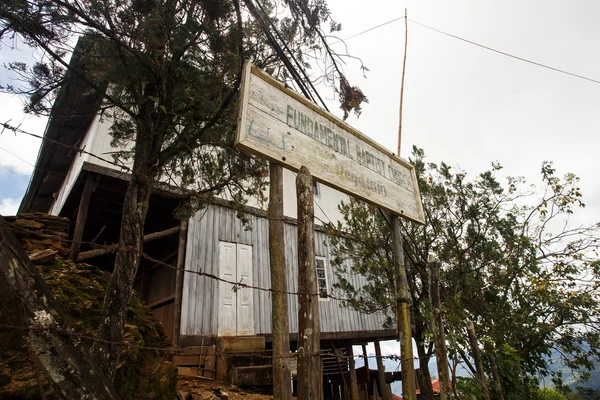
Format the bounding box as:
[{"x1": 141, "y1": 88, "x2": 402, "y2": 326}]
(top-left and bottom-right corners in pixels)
[
  {"x1": 296, "y1": 166, "x2": 321, "y2": 400},
  {"x1": 269, "y1": 162, "x2": 292, "y2": 400}
]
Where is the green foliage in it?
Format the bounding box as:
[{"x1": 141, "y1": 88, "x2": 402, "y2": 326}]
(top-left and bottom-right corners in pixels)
[
  {"x1": 327, "y1": 146, "x2": 600, "y2": 396},
  {"x1": 537, "y1": 387, "x2": 568, "y2": 400},
  {"x1": 0, "y1": 0, "x2": 369, "y2": 214}
]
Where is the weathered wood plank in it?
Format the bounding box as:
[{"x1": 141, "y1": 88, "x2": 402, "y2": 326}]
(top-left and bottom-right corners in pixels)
[
  {"x1": 77, "y1": 226, "x2": 179, "y2": 262},
  {"x1": 269, "y1": 162, "x2": 292, "y2": 400},
  {"x1": 296, "y1": 167, "x2": 321, "y2": 400},
  {"x1": 173, "y1": 355, "x2": 200, "y2": 366},
  {"x1": 69, "y1": 173, "x2": 96, "y2": 260},
  {"x1": 172, "y1": 220, "x2": 188, "y2": 347},
  {"x1": 235, "y1": 63, "x2": 425, "y2": 224}
]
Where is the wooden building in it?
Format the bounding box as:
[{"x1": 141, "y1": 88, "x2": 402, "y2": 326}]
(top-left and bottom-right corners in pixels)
[{"x1": 18, "y1": 44, "x2": 398, "y2": 397}]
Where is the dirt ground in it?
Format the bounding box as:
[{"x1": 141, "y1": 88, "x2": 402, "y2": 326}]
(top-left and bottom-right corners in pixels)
[{"x1": 177, "y1": 376, "x2": 281, "y2": 400}]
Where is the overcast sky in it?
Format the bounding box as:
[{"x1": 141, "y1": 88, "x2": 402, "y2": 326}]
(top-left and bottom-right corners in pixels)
[
  {"x1": 1, "y1": 0, "x2": 598, "y2": 386},
  {"x1": 1, "y1": 0, "x2": 599, "y2": 219}
]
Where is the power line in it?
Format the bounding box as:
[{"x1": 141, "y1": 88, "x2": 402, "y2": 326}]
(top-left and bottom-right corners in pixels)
[
  {"x1": 408, "y1": 18, "x2": 600, "y2": 85},
  {"x1": 0, "y1": 145, "x2": 37, "y2": 169},
  {"x1": 330, "y1": 14, "x2": 600, "y2": 85},
  {"x1": 330, "y1": 16, "x2": 405, "y2": 45}
]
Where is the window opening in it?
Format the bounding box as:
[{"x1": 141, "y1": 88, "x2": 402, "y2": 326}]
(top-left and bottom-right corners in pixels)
[{"x1": 315, "y1": 256, "x2": 329, "y2": 301}]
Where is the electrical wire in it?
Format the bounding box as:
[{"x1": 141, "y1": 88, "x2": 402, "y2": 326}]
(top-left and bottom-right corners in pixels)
[
  {"x1": 408, "y1": 18, "x2": 600, "y2": 85},
  {"x1": 331, "y1": 13, "x2": 600, "y2": 85},
  {"x1": 0, "y1": 146, "x2": 37, "y2": 169},
  {"x1": 329, "y1": 16, "x2": 405, "y2": 45}
]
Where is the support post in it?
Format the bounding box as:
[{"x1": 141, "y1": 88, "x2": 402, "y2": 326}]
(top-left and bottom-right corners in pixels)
[
  {"x1": 69, "y1": 174, "x2": 96, "y2": 261},
  {"x1": 429, "y1": 259, "x2": 450, "y2": 400},
  {"x1": 466, "y1": 319, "x2": 491, "y2": 400},
  {"x1": 269, "y1": 162, "x2": 292, "y2": 400},
  {"x1": 296, "y1": 166, "x2": 321, "y2": 400},
  {"x1": 362, "y1": 344, "x2": 373, "y2": 400},
  {"x1": 172, "y1": 219, "x2": 188, "y2": 347},
  {"x1": 374, "y1": 340, "x2": 391, "y2": 400},
  {"x1": 347, "y1": 343, "x2": 359, "y2": 400},
  {"x1": 391, "y1": 215, "x2": 417, "y2": 400}
]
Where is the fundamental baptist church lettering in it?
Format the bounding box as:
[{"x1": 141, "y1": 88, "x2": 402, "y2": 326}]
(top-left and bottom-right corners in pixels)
[
  {"x1": 286, "y1": 105, "x2": 352, "y2": 158},
  {"x1": 286, "y1": 104, "x2": 412, "y2": 191}
]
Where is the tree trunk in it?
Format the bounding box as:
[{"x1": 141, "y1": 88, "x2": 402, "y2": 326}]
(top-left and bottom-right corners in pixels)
[
  {"x1": 465, "y1": 320, "x2": 490, "y2": 400},
  {"x1": 414, "y1": 331, "x2": 434, "y2": 400},
  {"x1": 391, "y1": 215, "x2": 417, "y2": 400},
  {"x1": 269, "y1": 162, "x2": 292, "y2": 400},
  {"x1": 485, "y1": 345, "x2": 504, "y2": 400},
  {"x1": 92, "y1": 156, "x2": 153, "y2": 380},
  {"x1": 429, "y1": 260, "x2": 451, "y2": 400},
  {"x1": 296, "y1": 166, "x2": 321, "y2": 400},
  {"x1": 0, "y1": 217, "x2": 120, "y2": 399}
]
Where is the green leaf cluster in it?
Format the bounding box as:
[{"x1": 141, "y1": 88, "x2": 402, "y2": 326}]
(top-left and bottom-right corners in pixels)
[{"x1": 327, "y1": 146, "x2": 600, "y2": 398}]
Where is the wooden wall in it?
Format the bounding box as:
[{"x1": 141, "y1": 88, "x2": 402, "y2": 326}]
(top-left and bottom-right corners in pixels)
[{"x1": 181, "y1": 204, "x2": 387, "y2": 338}]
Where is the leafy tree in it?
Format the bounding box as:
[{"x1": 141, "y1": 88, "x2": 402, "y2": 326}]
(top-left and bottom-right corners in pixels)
[
  {"x1": 1, "y1": 0, "x2": 366, "y2": 380},
  {"x1": 327, "y1": 147, "x2": 600, "y2": 399},
  {"x1": 537, "y1": 387, "x2": 568, "y2": 400}
]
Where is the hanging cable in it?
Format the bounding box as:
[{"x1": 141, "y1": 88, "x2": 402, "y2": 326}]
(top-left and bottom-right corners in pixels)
[
  {"x1": 242, "y1": 0, "x2": 315, "y2": 102},
  {"x1": 254, "y1": 0, "x2": 330, "y2": 111}
]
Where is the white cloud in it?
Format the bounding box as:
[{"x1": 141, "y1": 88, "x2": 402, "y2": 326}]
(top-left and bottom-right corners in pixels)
[
  {"x1": 0, "y1": 92, "x2": 47, "y2": 176},
  {"x1": 0, "y1": 197, "x2": 20, "y2": 216}
]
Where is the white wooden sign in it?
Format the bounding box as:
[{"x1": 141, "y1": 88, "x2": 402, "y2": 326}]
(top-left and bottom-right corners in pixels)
[{"x1": 235, "y1": 62, "x2": 425, "y2": 224}]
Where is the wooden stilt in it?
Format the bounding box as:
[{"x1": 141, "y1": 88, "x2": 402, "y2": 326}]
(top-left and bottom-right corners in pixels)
[
  {"x1": 69, "y1": 174, "x2": 96, "y2": 261},
  {"x1": 374, "y1": 340, "x2": 391, "y2": 400},
  {"x1": 348, "y1": 343, "x2": 359, "y2": 400},
  {"x1": 172, "y1": 219, "x2": 188, "y2": 347}
]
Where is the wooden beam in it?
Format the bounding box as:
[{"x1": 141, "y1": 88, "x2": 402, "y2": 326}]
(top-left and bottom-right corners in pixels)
[
  {"x1": 296, "y1": 166, "x2": 321, "y2": 400},
  {"x1": 147, "y1": 294, "x2": 175, "y2": 309},
  {"x1": 82, "y1": 161, "x2": 185, "y2": 198},
  {"x1": 76, "y1": 226, "x2": 180, "y2": 262},
  {"x1": 361, "y1": 344, "x2": 373, "y2": 400},
  {"x1": 269, "y1": 162, "x2": 292, "y2": 400},
  {"x1": 347, "y1": 343, "x2": 359, "y2": 400},
  {"x1": 374, "y1": 340, "x2": 391, "y2": 400},
  {"x1": 172, "y1": 220, "x2": 188, "y2": 347},
  {"x1": 69, "y1": 174, "x2": 96, "y2": 261}
]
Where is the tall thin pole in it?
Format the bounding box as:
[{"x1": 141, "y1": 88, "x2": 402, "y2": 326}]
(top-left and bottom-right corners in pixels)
[
  {"x1": 296, "y1": 166, "x2": 321, "y2": 400},
  {"x1": 397, "y1": 8, "x2": 408, "y2": 156},
  {"x1": 394, "y1": 8, "x2": 417, "y2": 400},
  {"x1": 269, "y1": 162, "x2": 292, "y2": 400}
]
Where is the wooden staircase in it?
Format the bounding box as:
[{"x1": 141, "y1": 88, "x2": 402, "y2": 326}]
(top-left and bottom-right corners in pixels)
[{"x1": 173, "y1": 345, "x2": 216, "y2": 379}]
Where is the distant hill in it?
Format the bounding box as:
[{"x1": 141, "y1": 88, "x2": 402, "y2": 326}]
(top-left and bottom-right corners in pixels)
[{"x1": 542, "y1": 350, "x2": 600, "y2": 390}]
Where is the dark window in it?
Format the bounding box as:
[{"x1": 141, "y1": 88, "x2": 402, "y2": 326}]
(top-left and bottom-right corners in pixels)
[{"x1": 316, "y1": 257, "x2": 329, "y2": 300}]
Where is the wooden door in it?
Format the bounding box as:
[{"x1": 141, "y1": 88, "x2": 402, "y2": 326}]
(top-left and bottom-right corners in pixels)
[{"x1": 218, "y1": 241, "x2": 254, "y2": 336}]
